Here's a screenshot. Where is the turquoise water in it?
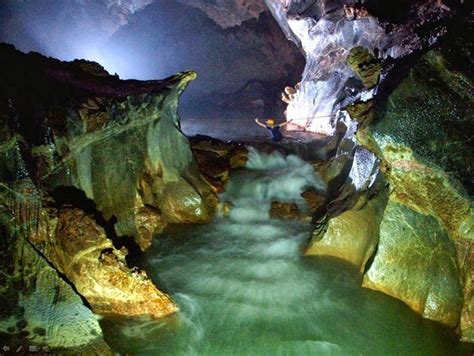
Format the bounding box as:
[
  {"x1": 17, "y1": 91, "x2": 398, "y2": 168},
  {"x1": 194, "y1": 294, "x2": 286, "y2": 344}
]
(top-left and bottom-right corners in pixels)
[{"x1": 101, "y1": 149, "x2": 465, "y2": 355}]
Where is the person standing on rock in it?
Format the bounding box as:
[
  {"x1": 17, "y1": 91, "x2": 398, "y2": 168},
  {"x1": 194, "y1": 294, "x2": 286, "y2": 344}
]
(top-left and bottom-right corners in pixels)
[{"x1": 254, "y1": 117, "x2": 290, "y2": 142}]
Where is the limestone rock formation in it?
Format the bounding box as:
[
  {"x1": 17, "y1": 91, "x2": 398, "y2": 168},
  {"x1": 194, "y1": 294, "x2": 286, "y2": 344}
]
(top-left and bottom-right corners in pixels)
[
  {"x1": 358, "y1": 24, "x2": 474, "y2": 339},
  {"x1": 0, "y1": 43, "x2": 216, "y2": 248},
  {"x1": 0, "y1": 44, "x2": 215, "y2": 350},
  {"x1": 269, "y1": 201, "x2": 312, "y2": 222},
  {"x1": 306, "y1": 189, "x2": 387, "y2": 272},
  {"x1": 300, "y1": 189, "x2": 327, "y2": 218},
  {"x1": 190, "y1": 136, "x2": 249, "y2": 193},
  {"x1": 0, "y1": 193, "x2": 112, "y2": 353},
  {"x1": 346, "y1": 46, "x2": 381, "y2": 89},
  {"x1": 50, "y1": 206, "x2": 177, "y2": 318},
  {"x1": 267, "y1": 0, "x2": 472, "y2": 341}
]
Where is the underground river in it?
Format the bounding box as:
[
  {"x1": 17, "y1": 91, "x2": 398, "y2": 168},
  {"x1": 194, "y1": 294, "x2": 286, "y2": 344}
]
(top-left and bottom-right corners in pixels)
[{"x1": 101, "y1": 148, "x2": 464, "y2": 355}]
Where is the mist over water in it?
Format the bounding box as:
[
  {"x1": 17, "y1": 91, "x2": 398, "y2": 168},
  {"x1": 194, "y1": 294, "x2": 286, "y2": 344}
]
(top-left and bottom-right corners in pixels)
[{"x1": 101, "y1": 149, "x2": 460, "y2": 355}]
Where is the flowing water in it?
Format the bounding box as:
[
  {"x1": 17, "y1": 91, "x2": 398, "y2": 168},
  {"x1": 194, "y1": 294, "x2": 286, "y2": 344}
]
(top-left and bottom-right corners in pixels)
[{"x1": 102, "y1": 148, "x2": 464, "y2": 355}]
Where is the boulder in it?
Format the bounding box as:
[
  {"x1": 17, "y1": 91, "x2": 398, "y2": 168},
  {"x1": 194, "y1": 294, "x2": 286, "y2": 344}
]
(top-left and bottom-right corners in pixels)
[
  {"x1": 190, "y1": 136, "x2": 249, "y2": 192},
  {"x1": 363, "y1": 200, "x2": 463, "y2": 328},
  {"x1": 269, "y1": 201, "x2": 311, "y2": 222},
  {"x1": 0, "y1": 205, "x2": 111, "y2": 354},
  {"x1": 305, "y1": 190, "x2": 387, "y2": 272},
  {"x1": 301, "y1": 189, "x2": 327, "y2": 219}
]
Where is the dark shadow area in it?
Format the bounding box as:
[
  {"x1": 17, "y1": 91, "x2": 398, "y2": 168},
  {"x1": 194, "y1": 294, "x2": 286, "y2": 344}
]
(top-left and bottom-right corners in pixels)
[{"x1": 50, "y1": 186, "x2": 143, "y2": 265}]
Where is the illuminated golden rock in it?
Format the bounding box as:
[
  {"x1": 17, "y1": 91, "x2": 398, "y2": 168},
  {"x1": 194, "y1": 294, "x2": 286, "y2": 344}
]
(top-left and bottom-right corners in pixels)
[
  {"x1": 269, "y1": 201, "x2": 311, "y2": 222},
  {"x1": 355, "y1": 37, "x2": 474, "y2": 340},
  {"x1": 363, "y1": 200, "x2": 463, "y2": 327},
  {"x1": 305, "y1": 192, "x2": 387, "y2": 272},
  {"x1": 50, "y1": 207, "x2": 177, "y2": 318}
]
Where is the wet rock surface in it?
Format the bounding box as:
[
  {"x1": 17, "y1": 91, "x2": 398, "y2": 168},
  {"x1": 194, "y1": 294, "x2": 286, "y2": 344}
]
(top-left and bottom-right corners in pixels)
[
  {"x1": 363, "y1": 200, "x2": 463, "y2": 328},
  {"x1": 306, "y1": 188, "x2": 388, "y2": 273},
  {"x1": 189, "y1": 135, "x2": 249, "y2": 193},
  {"x1": 269, "y1": 201, "x2": 311, "y2": 222},
  {"x1": 51, "y1": 206, "x2": 177, "y2": 318},
  {"x1": 359, "y1": 22, "x2": 473, "y2": 340}
]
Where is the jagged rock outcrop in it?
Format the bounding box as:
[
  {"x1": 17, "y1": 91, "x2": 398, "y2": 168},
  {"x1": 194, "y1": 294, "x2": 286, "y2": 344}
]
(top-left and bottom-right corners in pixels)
[
  {"x1": 0, "y1": 43, "x2": 216, "y2": 250},
  {"x1": 0, "y1": 44, "x2": 215, "y2": 350}
]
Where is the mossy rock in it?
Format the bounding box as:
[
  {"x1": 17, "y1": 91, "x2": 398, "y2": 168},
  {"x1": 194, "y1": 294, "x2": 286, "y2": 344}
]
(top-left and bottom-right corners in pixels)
[
  {"x1": 369, "y1": 28, "x2": 474, "y2": 194},
  {"x1": 346, "y1": 99, "x2": 376, "y2": 125},
  {"x1": 346, "y1": 46, "x2": 381, "y2": 88}
]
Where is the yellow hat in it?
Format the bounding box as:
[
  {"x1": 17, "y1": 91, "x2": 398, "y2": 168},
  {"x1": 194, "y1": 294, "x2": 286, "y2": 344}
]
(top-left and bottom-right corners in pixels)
[{"x1": 265, "y1": 118, "x2": 276, "y2": 126}]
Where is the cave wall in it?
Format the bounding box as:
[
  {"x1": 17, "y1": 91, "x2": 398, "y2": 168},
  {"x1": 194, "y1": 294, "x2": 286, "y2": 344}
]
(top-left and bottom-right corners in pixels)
[
  {"x1": 267, "y1": 0, "x2": 473, "y2": 341},
  {"x1": 359, "y1": 23, "x2": 473, "y2": 340},
  {"x1": 104, "y1": 1, "x2": 305, "y2": 119}
]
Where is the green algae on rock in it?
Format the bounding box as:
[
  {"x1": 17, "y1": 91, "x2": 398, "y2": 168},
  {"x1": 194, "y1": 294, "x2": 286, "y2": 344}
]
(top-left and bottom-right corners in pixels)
[{"x1": 346, "y1": 46, "x2": 381, "y2": 89}]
